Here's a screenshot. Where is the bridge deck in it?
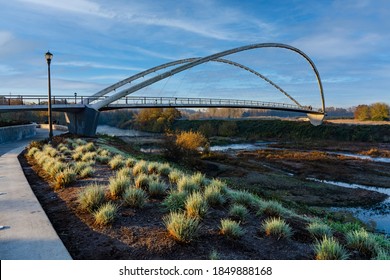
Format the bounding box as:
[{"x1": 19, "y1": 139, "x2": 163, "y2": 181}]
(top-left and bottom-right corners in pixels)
[{"x1": 0, "y1": 95, "x2": 323, "y2": 114}]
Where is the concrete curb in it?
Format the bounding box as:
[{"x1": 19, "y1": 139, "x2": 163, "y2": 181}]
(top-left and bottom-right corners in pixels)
[{"x1": 0, "y1": 146, "x2": 72, "y2": 260}]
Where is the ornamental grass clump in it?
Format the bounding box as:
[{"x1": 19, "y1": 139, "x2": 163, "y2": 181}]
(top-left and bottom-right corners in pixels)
[
  {"x1": 191, "y1": 172, "x2": 208, "y2": 188},
  {"x1": 96, "y1": 155, "x2": 110, "y2": 164},
  {"x1": 345, "y1": 229, "x2": 378, "y2": 258},
  {"x1": 47, "y1": 161, "x2": 67, "y2": 178},
  {"x1": 185, "y1": 192, "x2": 208, "y2": 219},
  {"x1": 314, "y1": 236, "x2": 349, "y2": 260},
  {"x1": 162, "y1": 191, "x2": 188, "y2": 212},
  {"x1": 125, "y1": 157, "x2": 137, "y2": 168},
  {"x1": 177, "y1": 176, "x2": 200, "y2": 193},
  {"x1": 94, "y1": 202, "x2": 118, "y2": 226},
  {"x1": 163, "y1": 212, "x2": 200, "y2": 243},
  {"x1": 219, "y1": 219, "x2": 245, "y2": 238},
  {"x1": 43, "y1": 144, "x2": 58, "y2": 157},
  {"x1": 55, "y1": 167, "x2": 77, "y2": 189},
  {"x1": 78, "y1": 184, "x2": 106, "y2": 212},
  {"x1": 109, "y1": 175, "x2": 131, "y2": 198},
  {"x1": 157, "y1": 162, "x2": 172, "y2": 177},
  {"x1": 262, "y1": 217, "x2": 293, "y2": 240},
  {"x1": 72, "y1": 151, "x2": 83, "y2": 161},
  {"x1": 132, "y1": 160, "x2": 148, "y2": 176},
  {"x1": 258, "y1": 200, "x2": 292, "y2": 218},
  {"x1": 204, "y1": 184, "x2": 226, "y2": 206},
  {"x1": 227, "y1": 190, "x2": 258, "y2": 209},
  {"x1": 148, "y1": 179, "x2": 168, "y2": 197},
  {"x1": 81, "y1": 151, "x2": 97, "y2": 162},
  {"x1": 168, "y1": 169, "x2": 184, "y2": 184},
  {"x1": 307, "y1": 221, "x2": 333, "y2": 239},
  {"x1": 116, "y1": 167, "x2": 133, "y2": 179},
  {"x1": 108, "y1": 155, "x2": 125, "y2": 170},
  {"x1": 27, "y1": 147, "x2": 40, "y2": 158},
  {"x1": 229, "y1": 204, "x2": 249, "y2": 222},
  {"x1": 123, "y1": 187, "x2": 148, "y2": 208},
  {"x1": 147, "y1": 162, "x2": 159, "y2": 174},
  {"x1": 134, "y1": 173, "x2": 150, "y2": 190},
  {"x1": 79, "y1": 166, "x2": 95, "y2": 178}
]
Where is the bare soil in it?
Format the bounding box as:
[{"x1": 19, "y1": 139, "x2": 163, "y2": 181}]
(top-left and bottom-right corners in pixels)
[{"x1": 18, "y1": 137, "x2": 389, "y2": 260}]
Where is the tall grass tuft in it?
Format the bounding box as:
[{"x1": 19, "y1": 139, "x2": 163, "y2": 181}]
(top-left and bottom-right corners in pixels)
[
  {"x1": 162, "y1": 191, "x2": 188, "y2": 212},
  {"x1": 185, "y1": 192, "x2": 208, "y2": 218},
  {"x1": 157, "y1": 162, "x2": 172, "y2": 176},
  {"x1": 125, "y1": 157, "x2": 137, "y2": 168},
  {"x1": 168, "y1": 169, "x2": 184, "y2": 185},
  {"x1": 132, "y1": 160, "x2": 148, "y2": 176},
  {"x1": 227, "y1": 190, "x2": 258, "y2": 209},
  {"x1": 108, "y1": 155, "x2": 125, "y2": 170},
  {"x1": 134, "y1": 173, "x2": 150, "y2": 190},
  {"x1": 109, "y1": 175, "x2": 131, "y2": 198},
  {"x1": 78, "y1": 184, "x2": 106, "y2": 212},
  {"x1": 262, "y1": 217, "x2": 293, "y2": 240},
  {"x1": 229, "y1": 204, "x2": 249, "y2": 222},
  {"x1": 163, "y1": 212, "x2": 200, "y2": 243},
  {"x1": 55, "y1": 167, "x2": 77, "y2": 189},
  {"x1": 345, "y1": 229, "x2": 378, "y2": 258},
  {"x1": 123, "y1": 187, "x2": 148, "y2": 208},
  {"x1": 148, "y1": 179, "x2": 168, "y2": 197},
  {"x1": 314, "y1": 236, "x2": 349, "y2": 260},
  {"x1": 258, "y1": 200, "x2": 292, "y2": 218},
  {"x1": 79, "y1": 166, "x2": 95, "y2": 178},
  {"x1": 177, "y1": 176, "x2": 200, "y2": 193},
  {"x1": 219, "y1": 219, "x2": 245, "y2": 238},
  {"x1": 27, "y1": 147, "x2": 40, "y2": 158},
  {"x1": 191, "y1": 172, "x2": 208, "y2": 187},
  {"x1": 204, "y1": 184, "x2": 226, "y2": 206},
  {"x1": 307, "y1": 221, "x2": 333, "y2": 239},
  {"x1": 93, "y1": 202, "x2": 118, "y2": 226},
  {"x1": 81, "y1": 151, "x2": 97, "y2": 162},
  {"x1": 96, "y1": 155, "x2": 110, "y2": 164}
]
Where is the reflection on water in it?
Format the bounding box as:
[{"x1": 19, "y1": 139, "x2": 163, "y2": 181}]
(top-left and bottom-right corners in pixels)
[
  {"x1": 210, "y1": 142, "x2": 273, "y2": 152},
  {"x1": 309, "y1": 178, "x2": 390, "y2": 234},
  {"x1": 96, "y1": 125, "x2": 153, "y2": 137},
  {"x1": 328, "y1": 152, "x2": 390, "y2": 163}
]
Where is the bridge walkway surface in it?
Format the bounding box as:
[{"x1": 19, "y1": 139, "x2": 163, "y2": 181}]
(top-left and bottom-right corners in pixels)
[{"x1": 0, "y1": 129, "x2": 72, "y2": 260}]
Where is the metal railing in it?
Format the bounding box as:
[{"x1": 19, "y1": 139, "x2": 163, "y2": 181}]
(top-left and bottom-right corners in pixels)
[{"x1": 0, "y1": 95, "x2": 323, "y2": 113}]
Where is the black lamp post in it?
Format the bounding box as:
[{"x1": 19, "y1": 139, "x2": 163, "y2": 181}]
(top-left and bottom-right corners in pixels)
[{"x1": 45, "y1": 51, "x2": 53, "y2": 142}]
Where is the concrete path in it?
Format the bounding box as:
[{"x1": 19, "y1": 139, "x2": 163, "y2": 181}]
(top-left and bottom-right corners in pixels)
[{"x1": 0, "y1": 129, "x2": 72, "y2": 260}]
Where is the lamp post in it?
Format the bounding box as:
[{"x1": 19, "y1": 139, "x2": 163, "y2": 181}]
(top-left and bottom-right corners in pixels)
[{"x1": 45, "y1": 51, "x2": 53, "y2": 142}]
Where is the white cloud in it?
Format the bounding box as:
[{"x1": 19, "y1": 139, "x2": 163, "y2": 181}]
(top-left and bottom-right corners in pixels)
[{"x1": 56, "y1": 61, "x2": 144, "y2": 72}]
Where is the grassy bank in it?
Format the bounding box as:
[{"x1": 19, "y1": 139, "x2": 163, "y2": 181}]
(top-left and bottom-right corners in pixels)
[{"x1": 172, "y1": 119, "x2": 390, "y2": 142}]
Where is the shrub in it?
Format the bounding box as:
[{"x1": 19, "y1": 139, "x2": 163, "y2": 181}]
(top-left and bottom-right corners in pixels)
[
  {"x1": 204, "y1": 184, "x2": 226, "y2": 206},
  {"x1": 123, "y1": 187, "x2": 148, "y2": 208},
  {"x1": 162, "y1": 191, "x2": 188, "y2": 212},
  {"x1": 163, "y1": 212, "x2": 200, "y2": 243},
  {"x1": 177, "y1": 176, "x2": 200, "y2": 193},
  {"x1": 229, "y1": 204, "x2": 249, "y2": 222},
  {"x1": 78, "y1": 184, "x2": 106, "y2": 212},
  {"x1": 345, "y1": 229, "x2": 378, "y2": 258},
  {"x1": 220, "y1": 219, "x2": 245, "y2": 238},
  {"x1": 108, "y1": 155, "x2": 125, "y2": 170},
  {"x1": 262, "y1": 217, "x2": 293, "y2": 240},
  {"x1": 307, "y1": 221, "x2": 333, "y2": 239},
  {"x1": 55, "y1": 167, "x2": 77, "y2": 189},
  {"x1": 185, "y1": 192, "x2": 208, "y2": 218},
  {"x1": 175, "y1": 130, "x2": 207, "y2": 152},
  {"x1": 314, "y1": 236, "x2": 349, "y2": 260},
  {"x1": 94, "y1": 202, "x2": 118, "y2": 226},
  {"x1": 109, "y1": 175, "x2": 131, "y2": 198},
  {"x1": 148, "y1": 179, "x2": 168, "y2": 197}
]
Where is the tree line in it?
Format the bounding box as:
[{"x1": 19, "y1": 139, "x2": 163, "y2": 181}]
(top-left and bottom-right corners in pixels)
[{"x1": 354, "y1": 103, "x2": 389, "y2": 121}]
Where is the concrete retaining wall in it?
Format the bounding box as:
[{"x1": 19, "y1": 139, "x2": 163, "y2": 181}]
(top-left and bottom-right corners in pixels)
[
  {"x1": 38, "y1": 124, "x2": 69, "y2": 132},
  {"x1": 0, "y1": 124, "x2": 37, "y2": 144}
]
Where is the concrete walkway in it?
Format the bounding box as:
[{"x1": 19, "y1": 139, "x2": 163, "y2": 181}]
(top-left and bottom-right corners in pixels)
[{"x1": 0, "y1": 129, "x2": 72, "y2": 260}]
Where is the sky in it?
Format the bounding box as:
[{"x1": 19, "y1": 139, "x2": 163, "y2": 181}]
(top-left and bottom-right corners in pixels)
[{"x1": 0, "y1": 0, "x2": 389, "y2": 108}]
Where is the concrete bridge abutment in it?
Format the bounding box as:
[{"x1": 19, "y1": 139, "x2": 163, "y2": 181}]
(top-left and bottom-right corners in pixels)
[{"x1": 65, "y1": 106, "x2": 100, "y2": 136}]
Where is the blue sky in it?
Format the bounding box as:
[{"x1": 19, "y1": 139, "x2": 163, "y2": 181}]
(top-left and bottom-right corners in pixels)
[{"x1": 0, "y1": 0, "x2": 389, "y2": 108}]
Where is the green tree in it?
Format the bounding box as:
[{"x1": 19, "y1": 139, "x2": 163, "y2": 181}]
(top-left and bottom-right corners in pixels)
[
  {"x1": 370, "y1": 102, "x2": 389, "y2": 121},
  {"x1": 354, "y1": 105, "x2": 371, "y2": 121}
]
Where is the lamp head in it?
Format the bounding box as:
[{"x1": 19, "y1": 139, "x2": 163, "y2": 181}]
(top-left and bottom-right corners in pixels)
[{"x1": 45, "y1": 51, "x2": 53, "y2": 64}]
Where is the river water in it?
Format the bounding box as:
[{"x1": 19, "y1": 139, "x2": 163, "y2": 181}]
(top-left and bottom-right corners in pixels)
[{"x1": 96, "y1": 125, "x2": 390, "y2": 234}]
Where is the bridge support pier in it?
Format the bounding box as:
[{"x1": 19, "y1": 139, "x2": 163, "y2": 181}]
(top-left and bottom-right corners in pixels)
[{"x1": 65, "y1": 107, "x2": 100, "y2": 136}]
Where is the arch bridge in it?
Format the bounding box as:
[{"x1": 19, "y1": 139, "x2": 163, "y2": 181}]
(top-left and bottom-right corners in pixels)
[{"x1": 0, "y1": 43, "x2": 326, "y2": 136}]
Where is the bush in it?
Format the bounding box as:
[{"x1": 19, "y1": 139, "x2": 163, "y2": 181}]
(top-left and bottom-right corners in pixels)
[
  {"x1": 109, "y1": 175, "x2": 131, "y2": 198},
  {"x1": 78, "y1": 184, "x2": 106, "y2": 212},
  {"x1": 163, "y1": 212, "x2": 200, "y2": 243},
  {"x1": 123, "y1": 187, "x2": 148, "y2": 208},
  {"x1": 307, "y1": 221, "x2": 333, "y2": 239},
  {"x1": 220, "y1": 219, "x2": 245, "y2": 238},
  {"x1": 175, "y1": 130, "x2": 208, "y2": 152},
  {"x1": 345, "y1": 229, "x2": 378, "y2": 258},
  {"x1": 314, "y1": 236, "x2": 349, "y2": 260},
  {"x1": 229, "y1": 204, "x2": 249, "y2": 222},
  {"x1": 162, "y1": 191, "x2": 188, "y2": 212},
  {"x1": 185, "y1": 192, "x2": 208, "y2": 218},
  {"x1": 94, "y1": 202, "x2": 118, "y2": 226},
  {"x1": 262, "y1": 217, "x2": 292, "y2": 240},
  {"x1": 55, "y1": 167, "x2": 76, "y2": 189}
]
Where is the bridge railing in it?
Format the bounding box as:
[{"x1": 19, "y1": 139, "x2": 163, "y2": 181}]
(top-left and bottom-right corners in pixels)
[{"x1": 0, "y1": 95, "x2": 95, "y2": 106}]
